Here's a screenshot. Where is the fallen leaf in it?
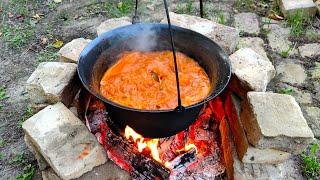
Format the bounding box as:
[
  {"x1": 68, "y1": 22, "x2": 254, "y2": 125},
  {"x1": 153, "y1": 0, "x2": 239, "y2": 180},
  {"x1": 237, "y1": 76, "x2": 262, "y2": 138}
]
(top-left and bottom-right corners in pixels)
[
  {"x1": 40, "y1": 36, "x2": 48, "y2": 45},
  {"x1": 32, "y1": 14, "x2": 41, "y2": 20},
  {"x1": 53, "y1": 40, "x2": 64, "y2": 48},
  {"x1": 0, "y1": 32, "x2": 2, "y2": 36},
  {"x1": 268, "y1": 10, "x2": 284, "y2": 21},
  {"x1": 8, "y1": 12, "x2": 14, "y2": 18},
  {"x1": 54, "y1": 0, "x2": 62, "y2": 3}
]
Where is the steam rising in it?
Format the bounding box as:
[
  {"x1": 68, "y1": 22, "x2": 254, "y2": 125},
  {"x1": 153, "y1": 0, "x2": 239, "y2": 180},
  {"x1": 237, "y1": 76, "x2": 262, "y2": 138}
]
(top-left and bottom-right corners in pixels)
[{"x1": 128, "y1": 26, "x2": 158, "y2": 52}]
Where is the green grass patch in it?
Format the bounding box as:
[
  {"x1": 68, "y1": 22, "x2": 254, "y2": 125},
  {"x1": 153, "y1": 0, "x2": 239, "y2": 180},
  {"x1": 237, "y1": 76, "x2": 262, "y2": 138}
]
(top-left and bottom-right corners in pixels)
[
  {"x1": 175, "y1": 0, "x2": 194, "y2": 15},
  {"x1": 36, "y1": 45, "x2": 59, "y2": 63},
  {"x1": 16, "y1": 164, "x2": 35, "y2": 180},
  {"x1": 0, "y1": 139, "x2": 6, "y2": 147},
  {"x1": 0, "y1": 0, "x2": 37, "y2": 48},
  {"x1": 302, "y1": 143, "x2": 320, "y2": 178},
  {"x1": 0, "y1": 152, "x2": 4, "y2": 159},
  {"x1": 104, "y1": 0, "x2": 134, "y2": 18},
  {"x1": 279, "y1": 46, "x2": 293, "y2": 58},
  {"x1": 0, "y1": 87, "x2": 8, "y2": 110},
  {"x1": 18, "y1": 107, "x2": 34, "y2": 128},
  {"x1": 286, "y1": 10, "x2": 310, "y2": 37},
  {"x1": 278, "y1": 88, "x2": 294, "y2": 94},
  {"x1": 216, "y1": 12, "x2": 226, "y2": 25},
  {"x1": 1, "y1": 24, "x2": 34, "y2": 48},
  {"x1": 10, "y1": 153, "x2": 25, "y2": 164}
]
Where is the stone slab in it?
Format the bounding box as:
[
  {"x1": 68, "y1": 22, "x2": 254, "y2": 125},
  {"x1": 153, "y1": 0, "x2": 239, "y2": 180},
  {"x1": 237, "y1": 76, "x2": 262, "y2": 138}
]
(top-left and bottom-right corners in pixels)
[
  {"x1": 225, "y1": 93, "x2": 291, "y2": 164},
  {"x1": 241, "y1": 92, "x2": 314, "y2": 154},
  {"x1": 58, "y1": 38, "x2": 91, "y2": 63},
  {"x1": 26, "y1": 62, "x2": 80, "y2": 108},
  {"x1": 234, "y1": 13, "x2": 260, "y2": 34},
  {"x1": 262, "y1": 23, "x2": 293, "y2": 54},
  {"x1": 96, "y1": 17, "x2": 131, "y2": 36},
  {"x1": 304, "y1": 106, "x2": 320, "y2": 138},
  {"x1": 42, "y1": 162, "x2": 130, "y2": 180},
  {"x1": 280, "y1": 0, "x2": 317, "y2": 17},
  {"x1": 237, "y1": 37, "x2": 268, "y2": 60},
  {"x1": 311, "y1": 62, "x2": 320, "y2": 79},
  {"x1": 276, "y1": 61, "x2": 307, "y2": 85},
  {"x1": 298, "y1": 43, "x2": 320, "y2": 58},
  {"x1": 229, "y1": 48, "x2": 275, "y2": 92},
  {"x1": 22, "y1": 102, "x2": 107, "y2": 180},
  {"x1": 161, "y1": 12, "x2": 239, "y2": 54},
  {"x1": 24, "y1": 135, "x2": 49, "y2": 171}
]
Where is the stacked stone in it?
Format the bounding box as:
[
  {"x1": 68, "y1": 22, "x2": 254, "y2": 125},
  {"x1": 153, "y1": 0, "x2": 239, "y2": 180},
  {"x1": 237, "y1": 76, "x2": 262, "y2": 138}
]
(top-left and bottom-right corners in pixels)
[{"x1": 23, "y1": 20, "x2": 134, "y2": 179}]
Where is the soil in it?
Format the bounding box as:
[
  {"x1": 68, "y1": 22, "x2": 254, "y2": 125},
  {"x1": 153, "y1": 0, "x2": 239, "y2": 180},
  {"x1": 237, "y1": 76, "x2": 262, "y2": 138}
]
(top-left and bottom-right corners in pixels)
[{"x1": 0, "y1": 0, "x2": 319, "y2": 179}]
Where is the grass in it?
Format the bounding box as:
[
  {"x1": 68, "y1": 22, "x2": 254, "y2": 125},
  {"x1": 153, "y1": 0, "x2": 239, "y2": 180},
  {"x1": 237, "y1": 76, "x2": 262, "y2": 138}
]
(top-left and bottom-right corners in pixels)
[
  {"x1": 104, "y1": 0, "x2": 134, "y2": 18},
  {"x1": 16, "y1": 164, "x2": 35, "y2": 180},
  {"x1": 0, "y1": 152, "x2": 4, "y2": 159},
  {"x1": 235, "y1": 0, "x2": 254, "y2": 11},
  {"x1": 10, "y1": 153, "x2": 35, "y2": 180},
  {"x1": 280, "y1": 46, "x2": 292, "y2": 58},
  {"x1": 0, "y1": 0, "x2": 36, "y2": 48},
  {"x1": 278, "y1": 88, "x2": 294, "y2": 94},
  {"x1": 216, "y1": 12, "x2": 226, "y2": 25},
  {"x1": 48, "y1": 1, "x2": 58, "y2": 10},
  {"x1": 36, "y1": 45, "x2": 59, "y2": 63},
  {"x1": 1, "y1": 24, "x2": 34, "y2": 48},
  {"x1": 0, "y1": 87, "x2": 8, "y2": 110},
  {"x1": 175, "y1": 0, "x2": 194, "y2": 15},
  {"x1": 286, "y1": 10, "x2": 310, "y2": 37},
  {"x1": 18, "y1": 107, "x2": 34, "y2": 128},
  {"x1": 0, "y1": 139, "x2": 6, "y2": 147},
  {"x1": 302, "y1": 143, "x2": 320, "y2": 178},
  {"x1": 10, "y1": 153, "x2": 25, "y2": 164}
]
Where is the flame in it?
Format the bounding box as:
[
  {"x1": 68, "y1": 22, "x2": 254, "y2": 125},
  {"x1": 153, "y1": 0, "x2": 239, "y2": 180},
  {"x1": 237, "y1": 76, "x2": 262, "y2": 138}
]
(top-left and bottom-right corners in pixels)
[
  {"x1": 124, "y1": 126, "x2": 161, "y2": 162},
  {"x1": 124, "y1": 126, "x2": 197, "y2": 167}
]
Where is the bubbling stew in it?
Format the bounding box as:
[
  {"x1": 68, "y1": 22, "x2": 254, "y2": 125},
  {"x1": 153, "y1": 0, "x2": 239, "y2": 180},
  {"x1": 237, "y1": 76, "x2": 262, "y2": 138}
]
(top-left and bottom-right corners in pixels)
[{"x1": 100, "y1": 51, "x2": 211, "y2": 110}]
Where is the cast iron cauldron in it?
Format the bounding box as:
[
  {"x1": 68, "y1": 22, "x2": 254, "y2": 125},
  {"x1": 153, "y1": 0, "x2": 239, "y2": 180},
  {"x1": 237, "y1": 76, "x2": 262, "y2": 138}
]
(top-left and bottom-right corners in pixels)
[{"x1": 78, "y1": 23, "x2": 231, "y2": 138}]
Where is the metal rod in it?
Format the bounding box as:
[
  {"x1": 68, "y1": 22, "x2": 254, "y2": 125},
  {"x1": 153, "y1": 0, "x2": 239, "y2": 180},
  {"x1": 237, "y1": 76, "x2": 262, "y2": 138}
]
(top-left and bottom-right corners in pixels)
[
  {"x1": 135, "y1": 0, "x2": 138, "y2": 17},
  {"x1": 200, "y1": 0, "x2": 204, "y2": 18},
  {"x1": 163, "y1": 0, "x2": 184, "y2": 111},
  {"x1": 132, "y1": 0, "x2": 140, "y2": 24}
]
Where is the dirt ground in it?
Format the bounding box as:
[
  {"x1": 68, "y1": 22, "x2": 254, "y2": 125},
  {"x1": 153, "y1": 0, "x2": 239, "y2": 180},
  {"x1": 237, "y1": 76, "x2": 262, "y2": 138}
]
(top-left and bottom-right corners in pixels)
[{"x1": 0, "y1": 0, "x2": 319, "y2": 179}]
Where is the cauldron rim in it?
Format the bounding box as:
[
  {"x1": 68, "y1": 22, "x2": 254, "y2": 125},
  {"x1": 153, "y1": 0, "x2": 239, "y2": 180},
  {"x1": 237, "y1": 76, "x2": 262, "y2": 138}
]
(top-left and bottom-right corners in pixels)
[{"x1": 78, "y1": 23, "x2": 231, "y2": 113}]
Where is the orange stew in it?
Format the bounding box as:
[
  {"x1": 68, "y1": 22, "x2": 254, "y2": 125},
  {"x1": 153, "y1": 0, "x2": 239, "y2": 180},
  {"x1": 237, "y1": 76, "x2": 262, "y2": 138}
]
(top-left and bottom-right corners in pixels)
[{"x1": 100, "y1": 51, "x2": 211, "y2": 110}]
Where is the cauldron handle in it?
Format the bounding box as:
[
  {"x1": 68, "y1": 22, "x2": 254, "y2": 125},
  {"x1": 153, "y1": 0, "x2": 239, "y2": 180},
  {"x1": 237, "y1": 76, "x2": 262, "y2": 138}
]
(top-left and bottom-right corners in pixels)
[{"x1": 163, "y1": 0, "x2": 185, "y2": 112}]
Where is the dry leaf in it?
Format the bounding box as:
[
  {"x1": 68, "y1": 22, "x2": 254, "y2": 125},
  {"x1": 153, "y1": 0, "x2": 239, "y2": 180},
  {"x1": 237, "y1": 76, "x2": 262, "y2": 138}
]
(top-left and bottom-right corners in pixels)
[
  {"x1": 0, "y1": 32, "x2": 2, "y2": 36},
  {"x1": 40, "y1": 36, "x2": 48, "y2": 45},
  {"x1": 268, "y1": 10, "x2": 284, "y2": 21},
  {"x1": 8, "y1": 12, "x2": 14, "y2": 18},
  {"x1": 53, "y1": 40, "x2": 64, "y2": 48},
  {"x1": 54, "y1": 0, "x2": 62, "y2": 3},
  {"x1": 32, "y1": 14, "x2": 41, "y2": 20}
]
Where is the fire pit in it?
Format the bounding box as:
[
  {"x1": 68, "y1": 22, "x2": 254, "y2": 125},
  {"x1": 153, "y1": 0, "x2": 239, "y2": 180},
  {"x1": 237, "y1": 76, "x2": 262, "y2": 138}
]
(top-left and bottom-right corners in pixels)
[{"x1": 77, "y1": 88, "x2": 233, "y2": 179}]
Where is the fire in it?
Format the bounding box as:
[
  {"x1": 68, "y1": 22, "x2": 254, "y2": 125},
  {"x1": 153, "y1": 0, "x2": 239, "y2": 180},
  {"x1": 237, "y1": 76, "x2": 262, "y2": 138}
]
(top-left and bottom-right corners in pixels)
[
  {"x1": 124, "y1": 126, "x2": 197, "y2": 167},
  {"x1": 124, "y1": 126, "x2": 161, "y2": 162}
]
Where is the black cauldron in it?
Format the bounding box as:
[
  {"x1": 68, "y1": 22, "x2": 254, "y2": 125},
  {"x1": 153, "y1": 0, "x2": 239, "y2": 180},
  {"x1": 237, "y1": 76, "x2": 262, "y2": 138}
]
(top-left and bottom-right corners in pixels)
[{"x1": 78, "y1": 23, "x2": 231, "y2": 138}]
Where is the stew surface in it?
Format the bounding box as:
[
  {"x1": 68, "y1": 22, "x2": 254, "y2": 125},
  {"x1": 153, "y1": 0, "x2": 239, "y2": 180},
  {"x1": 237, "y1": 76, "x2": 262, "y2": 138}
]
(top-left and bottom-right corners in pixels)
[{"x1": 100, "y1": 51, "x2": 211, "y2": 110}]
